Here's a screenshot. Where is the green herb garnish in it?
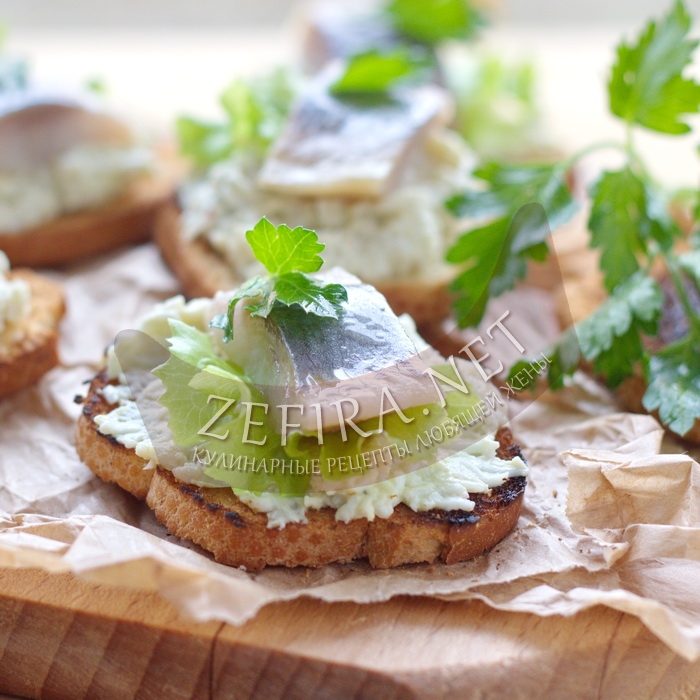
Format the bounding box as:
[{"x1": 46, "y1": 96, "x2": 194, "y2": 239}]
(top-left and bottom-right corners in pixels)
[
  {"x1": 210, "y1": 218, "x2": 348, "y2": 342},
  {"x1": 176, "y1": 68, "x2": 296, "y2": 168},
  {"x1": 447, "y1": 54, "x2": 539, "y2": 160},
  {"x1": 85, "y1": 76, "x2": 106, "y2": 95},
  {"x1": 331, "y1": 48, "x2": 429, "y2": 96},
  {"x1": 461, "y1": 0, "x2": 700, "y2": 436},
  {"x1": 386, "y1": 0, "x2": 484, "y2": 45},
  {"x1": 609, "y1": 0, "x2": 700, "y2": 134},
  {"x1": 446, "y1": 163, "x2": 578, "y2": 327}
]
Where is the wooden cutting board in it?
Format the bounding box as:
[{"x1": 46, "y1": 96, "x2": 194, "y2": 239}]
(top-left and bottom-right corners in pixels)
[{"x1": 1, "y1": 567, "x2": 699, "y2": 699}]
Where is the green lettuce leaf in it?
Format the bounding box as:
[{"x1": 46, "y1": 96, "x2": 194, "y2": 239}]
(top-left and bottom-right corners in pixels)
[{"x1": 176, "y1": 68, "x2": 296, "y2": 168}]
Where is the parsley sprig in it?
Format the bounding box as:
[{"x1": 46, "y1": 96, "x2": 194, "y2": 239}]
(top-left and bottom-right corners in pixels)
[
  {"x1": 177, "y1": 69, "x2": 296, "y2": 169},
  {"x1": 331, "y1": 48, "x2": 431, "y2": 96},
  {"x1": 386, "y1": 0, "x2": 485, "y2": 46},
  {"x1": 450, "y1": 0, "x2": 700, "y2": 437},
  {"x1": 210, "y1": 218, "x2": 348, "y2": 342},
  {"x1": 330, "y1": 0, "x2": 485, "y2": 99}
]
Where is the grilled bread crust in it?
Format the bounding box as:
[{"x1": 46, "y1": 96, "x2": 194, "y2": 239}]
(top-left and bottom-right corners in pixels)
[
  {"x1": 154, "y1": 202, "x2": 454, "y2": 326},
  {"x1": 0, "y1": 270, "x2": 65, "y2": 398},
  {"x1": 0, "y1": 174, "x2": 175, "y2": 268},
  {"x1": 77, "y1": 370, "x2": 526, "y2": 570}
]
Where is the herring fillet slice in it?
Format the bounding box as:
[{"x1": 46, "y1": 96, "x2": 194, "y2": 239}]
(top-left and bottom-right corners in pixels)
[
  {"x1": 257, "y1": 69, "x2": 453, "y2": 198},
  {"x1": 0, "y1": 88, "x2": 134, "y2": 171},
  {"x1": 222, "y1": 269, "x2": 438, "y2": 433}
]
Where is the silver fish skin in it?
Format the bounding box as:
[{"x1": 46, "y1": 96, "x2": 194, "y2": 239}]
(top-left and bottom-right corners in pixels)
[
  {"x1": 257, "y1": 65, "x2": 453, "y2": 199},
  {"x1": 0, "y1": 87, "x2": 134, "y2": 171},
  {"x1": 220, "y1": 269, "x2": 438, "y2": 434}
]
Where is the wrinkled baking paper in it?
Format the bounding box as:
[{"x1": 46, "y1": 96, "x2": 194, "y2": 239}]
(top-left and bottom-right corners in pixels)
[{"x1": 1, "y1": 244, "x2": 700, "y2": 661}]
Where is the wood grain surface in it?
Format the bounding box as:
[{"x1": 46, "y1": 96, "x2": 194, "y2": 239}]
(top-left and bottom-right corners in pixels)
[{"x1": 1, "y1": 567, "x2": 700, "y2": 699}]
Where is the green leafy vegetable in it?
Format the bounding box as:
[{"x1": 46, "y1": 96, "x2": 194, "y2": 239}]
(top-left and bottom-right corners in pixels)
[
  {"x1": 609, "y1": 0, "x2": 700, "y2": 134},
  {"x1": 446, "y1": 163, "x2": 577, "y2": 327},
  {"x1": 85, "y1": 76, "x2": 106, "y2": 95},
  {"x1": 152, "y1": 336, "x2": 304, "y2": 494},
  {"x1": 165, "y1": 319, "x2": 239, "y2": 373},
  {"x1": 331, "y1": 48, "x2": 429, "y2": 95},
  {"x1": 447, "y1": 53, "x2": 538, "y2": 160},
  {"x1": 577, "y1": 273, "x2": 663, "y2": 360},
  {"x1": 176, "y1": 118, "x2": 233, "y2": 170},
  {"x1": 177, "y1": 68, "x2": 296, "y2": 168},
  {"x1": 577, "y1": 273, "x2": 663, "y2": 386},
  {"x1": 508, "y1": 327, "x2": 581, "y2": 392},
  {"x1": 454, "y1": 2, "x2": 700, "y2": 437},
  {"x1": 589, "y1": 168, "x2": 681, "y2": 291},
  {"x1": 386, "y1": 0, "x2": 484, "y2": 45},
  {"x1": 679, "y1": 250, "x2": 700, "y2": 285},
  {"x1": 447, "y1": 162, "x2": 578, "y2": 230},
  {"x1": 643, "y1": 338, "x2": 700, "y2": 435},
  {"x1": 211, "y1": 218, "x2": 348, "y2": 342},
  {"x1": 247, "y1": 217, "x2": 325, "y2": 275}
]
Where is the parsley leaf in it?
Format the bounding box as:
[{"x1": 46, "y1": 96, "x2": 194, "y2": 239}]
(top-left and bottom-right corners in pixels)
[
  {"x1": 508, "y1": 274, "x2": 663, "y2": 391},
  {"x1": 679, "y1": 250, "x2": 700, "y2": 286},
  {"x1": 447, "y1": 162, "x2": 578, "y2": 231},
  {"x1": 609, "y1": 0, "x2": 700, "y2": 134},
  {"x1": 271, "y1": 272, "x2": 349, "y2": 317},
  {"x1": 247, "y1": 217, "x2": 325, "y2": 275},
  {"x1": 447, "y1": 203, "x2": 555, "y2": 327},
  {"x1": 577, "y1": 273, "x2": 663, "y2": 359},
  {"x1": 386, "y1": 0, "x2": 484, "y2": 46},
  {"x1": 177, "y1": 69, "x2": 295, "y2": 168},
  {"x1": 588, "y1": 168, "x2": 681, "y2": 292},
  {"x1": 643, "y1": 337, "x2": 700, "y2": 436},
  {"x1": 446, "y1": 164, "x2": 577, "y2": 327},
  {"x1": 210, "y1": 219, "x2": 348, "y2": 342},
  {"x1": 331, "y1": 49, "x2": 429, "y2": 96},
  {"x1": 577, "y1": 273, "x2": 663, "y2": 387},
  {"x1": 508, "y1": 326, "x2": 581, "y2": 391}
]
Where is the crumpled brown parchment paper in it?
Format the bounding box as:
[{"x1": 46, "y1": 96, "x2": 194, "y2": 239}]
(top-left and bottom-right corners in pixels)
[{"x1": 1, "y1": 244, "x2": 700, "y2": 660}]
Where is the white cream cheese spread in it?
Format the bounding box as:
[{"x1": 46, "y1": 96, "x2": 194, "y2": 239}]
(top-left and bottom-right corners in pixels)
[
  {"x1": 0, "y1": 251, "x2": 31, "y2": 333},
  {"x1": 0, "y1": 144, "x2": 152, "y2": 233},
  {"x1": 180, "y1": 129, "x2": 474, "y2": 285},
  {"x1": 236, "y1": 436, "x2": 527, "y2": 528},
  {"x1": 94, "y1": 383, "x2": 157, "y2": 463}
]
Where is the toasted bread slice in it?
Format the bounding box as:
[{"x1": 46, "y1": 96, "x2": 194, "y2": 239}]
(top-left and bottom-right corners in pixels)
[
  {"x1": 0, "y1": 270, "x2": 64, "y2": 398},
  {"x1": 154, "y1": 202, "x2": 454, "y2": 326},
  {"x1": 77, "y1": 370, "x2": 526, "y2": 570},
  {"x1": 0, "y1": 168, "x2": 178, "y2": 269},
  {"x1": 75, "y1": 371, "x2": 154, "y2": 500}
]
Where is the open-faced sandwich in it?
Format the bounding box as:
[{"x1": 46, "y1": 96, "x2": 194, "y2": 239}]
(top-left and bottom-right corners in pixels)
[
  {"x1": 0, "y1": 51, "x2": 176, "y2": 268},
  {"x1": 77, "y1": 219, "x2": 528, "y2": 570},
  {"x1": 157, "y1": 53, "x2": 478, "y2": 326},
  {"x1": 0, "y1": 250, "x2": 64, "y2": 398}
]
